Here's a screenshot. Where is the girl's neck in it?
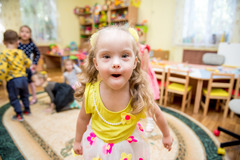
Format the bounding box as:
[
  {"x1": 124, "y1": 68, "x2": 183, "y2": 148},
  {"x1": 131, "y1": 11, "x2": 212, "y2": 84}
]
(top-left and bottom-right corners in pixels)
[
  {"x1": 66, "y1": 69, "x2": 73, "y2": 73},
  {"x1": 20, "y1": 39, "x2": 30, "y2": 44},
  {"x1": 100, "y1": 81, "x2": 131, "y2": 112}
]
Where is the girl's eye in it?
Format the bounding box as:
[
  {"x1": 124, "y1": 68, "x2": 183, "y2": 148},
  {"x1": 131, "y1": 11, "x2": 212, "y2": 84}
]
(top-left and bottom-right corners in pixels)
[
  {"x1": 103, "y1": 55, "x2": 110, "y2": 59},
  {"x1": 122, "y1": 54, "x2": 129, "y2": 58}
]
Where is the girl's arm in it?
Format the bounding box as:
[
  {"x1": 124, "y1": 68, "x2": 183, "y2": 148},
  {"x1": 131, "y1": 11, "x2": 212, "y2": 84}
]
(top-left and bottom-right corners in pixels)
[
  {"x1": 44, "y1": 85, "x2": 55, "y2": 104},
  {"x1": 32, "y1": 43, "x2": 41, "y2": 70},
  {"x1": 73, "y1": 96, "x2": 91, "y2": 155},
  {"x1": 63, "y1": 72, "x2": 67, "y2": 84},
  {"x1": 154, "y1": 105, "x2": 173, "y2": 151},
  {"x1": 141, "y1": 49, "x2": 150, "y2": 73},
  {"x1": 73, "y1": 64, "x2": 82, "y2": 74}
]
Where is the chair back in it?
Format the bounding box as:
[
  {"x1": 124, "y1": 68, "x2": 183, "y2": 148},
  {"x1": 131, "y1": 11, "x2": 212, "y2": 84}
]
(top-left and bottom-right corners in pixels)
[
  {"x1": 166, "y1": 68, "x2": 190, "y2": 93},
  {"x1": 234, "y1": 74, "x2": 240, "y2": 99},
  {"x1": 206, "y1": 72, "x2": 234, "y2": 98},
  {"x1": 155, "y1": 67, "x2": 165, "y2": 105},
  {"x1": 202, "y1": 53, "x2": 225, "y2": 66}
]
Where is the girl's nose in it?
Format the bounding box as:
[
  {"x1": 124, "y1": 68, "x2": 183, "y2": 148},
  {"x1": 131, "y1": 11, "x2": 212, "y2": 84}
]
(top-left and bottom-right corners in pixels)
[{"x1": 112, "y1": 57, "x2": 120, "y2": 69}]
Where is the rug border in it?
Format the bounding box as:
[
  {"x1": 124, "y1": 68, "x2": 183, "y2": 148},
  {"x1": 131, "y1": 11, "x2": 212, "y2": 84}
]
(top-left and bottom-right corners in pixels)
[
  {"x1": 160, "y1": 106, "x2": 223, "y2": 160},
  {"x1": 0, "y1": 93, "x2": 224, "y2": 160}
]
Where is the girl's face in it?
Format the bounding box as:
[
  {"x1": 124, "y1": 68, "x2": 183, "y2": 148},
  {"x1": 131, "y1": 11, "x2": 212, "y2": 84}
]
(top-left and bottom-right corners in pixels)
[
  {"x1": 32, "y1": 76, "x2": 45, "y2": 87},
  {"x1": 93, "y1": 30, "x2": 137, "y2": 90},
  {"x1": 65, "y1": 61, "x2": 73, "y2": 71},
  {"x1": 19, "y1": 27, "x2": 31, "y2": 41}
]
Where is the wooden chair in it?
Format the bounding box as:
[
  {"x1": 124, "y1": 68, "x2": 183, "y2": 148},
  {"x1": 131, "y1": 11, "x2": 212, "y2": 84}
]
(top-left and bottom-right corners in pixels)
[
  {"x1": 164, "y1": 68, "x2": 192, "y2": 112},
  {"x1": 230, "y1": 74, "x2": 240, "y2": 117},
  {"x1": 155, "y1": 67, "x2": 165, "y2": 106},
  {"x1": 201, "y1": 73, "x2": 234, "y2": 118},
  {"x1": 233, "y1": 74, "x2": 240, "y2": 99}
]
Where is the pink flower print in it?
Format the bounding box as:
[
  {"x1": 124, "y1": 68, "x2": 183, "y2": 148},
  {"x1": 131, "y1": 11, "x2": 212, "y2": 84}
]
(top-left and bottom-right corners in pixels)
[
  {"x1": 121, "y1": 112, "x2": 136, "y2": 124},
  {"x1": 102, "y1": 143, "x2": 114, "y2": 154},
  {"x1": 139, "y1": 158, "x2": 143, "y2": 160},
  {"x1": 137, "y1": 122, "x2": 144, "y2": 132},
  {"x1": 127, "y1": 136, "x2": 138, "y2": 143},
  {"x1": 120, "y1": 153, "x2": 132, "y2": 160},
  {"x1": 87, "y1": 132, "x2": 96, "y2": 145}
]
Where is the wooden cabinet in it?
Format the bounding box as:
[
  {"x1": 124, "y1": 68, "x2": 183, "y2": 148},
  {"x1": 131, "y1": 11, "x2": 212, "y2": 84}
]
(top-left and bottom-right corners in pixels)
[
  {"x1": 182, "y1": 49, "x2": 217, "y2": 64},
  {"x1": 75, "y1": 1, "x2": 138, "y2": 48},
  {"x1": 152, "y1": 50, "x2": 169, "y2": 60}
]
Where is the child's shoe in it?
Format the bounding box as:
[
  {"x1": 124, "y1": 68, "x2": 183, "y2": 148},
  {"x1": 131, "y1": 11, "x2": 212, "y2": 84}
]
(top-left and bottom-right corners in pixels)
[
  {"x1": 12, "y1": 114, "x2": 24, "y2": 122},
  {"x1": 23, "y1": 110, "x2": 31, "y2": 115},
  {"x1": 146, "y1": 117, "x2": 154, "y2": 132}
]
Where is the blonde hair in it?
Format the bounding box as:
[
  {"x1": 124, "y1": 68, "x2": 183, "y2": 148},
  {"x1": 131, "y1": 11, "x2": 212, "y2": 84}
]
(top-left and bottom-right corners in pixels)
[
  {"x1": 33, "y1": 71, "x2": 48, "y2": 82},
  {"x1": 75, "y1": 26, "x2": 156, "y2": 117}
]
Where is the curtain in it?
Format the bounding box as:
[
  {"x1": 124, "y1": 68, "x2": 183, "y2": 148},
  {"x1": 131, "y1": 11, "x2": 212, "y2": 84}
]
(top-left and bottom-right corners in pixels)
[
  {"x1": 19, "y1": 0, "x2": 58, "y2": 42},
  {"x1": 173, "y1": 0, "x2": 238, "y2": 47}
]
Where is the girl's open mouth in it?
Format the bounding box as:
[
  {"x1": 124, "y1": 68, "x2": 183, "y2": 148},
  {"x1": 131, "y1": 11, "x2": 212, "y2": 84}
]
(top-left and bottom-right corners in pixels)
[{"x1": 112, "y1": 74, "x2": 121, "y2": 78}]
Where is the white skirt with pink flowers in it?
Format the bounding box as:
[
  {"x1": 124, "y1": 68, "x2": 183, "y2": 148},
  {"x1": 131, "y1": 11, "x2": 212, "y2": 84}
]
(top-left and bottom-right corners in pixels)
[{"x1": 81, "y1": 122, "x2": 150, "y2": 160}]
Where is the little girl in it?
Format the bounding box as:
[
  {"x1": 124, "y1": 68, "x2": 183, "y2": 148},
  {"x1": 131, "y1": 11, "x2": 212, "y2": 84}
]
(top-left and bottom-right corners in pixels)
[
  {"x1": 18, "y1": 25, "x2": 41, "y2": 105},
  {"x1": 137, "y1": 28, "x2": 160, "y2": 132},
  {"x1": 63, "y1": 59, "x2": 82, "y2": 89},
  {"x1": 73, "y1": 26, "x2": 173, "y2": 160},
  {"x1": 32, "y1": 71, "x2": 79, "y2": 113}
]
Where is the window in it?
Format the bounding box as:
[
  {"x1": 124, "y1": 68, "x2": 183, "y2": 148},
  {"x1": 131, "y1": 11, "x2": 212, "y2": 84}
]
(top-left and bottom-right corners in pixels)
[
  {"x1": 19, "y1": 0, "x2": 58, "y2": 42},
  {"x1": 0, "y1": 3, "x2": 5, "y2": 44},
  {"x1": 174, "y1": 0, "x2": 237, "y2": 46}
]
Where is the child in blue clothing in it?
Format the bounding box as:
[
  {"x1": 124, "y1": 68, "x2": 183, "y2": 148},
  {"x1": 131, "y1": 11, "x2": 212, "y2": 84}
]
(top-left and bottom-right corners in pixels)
[
  {"x1": 18, "y1": 25, "x2": 41, "y2": 105},
  {"x1": 0, "y1": 30, "x2": 32, "y2": 121}
]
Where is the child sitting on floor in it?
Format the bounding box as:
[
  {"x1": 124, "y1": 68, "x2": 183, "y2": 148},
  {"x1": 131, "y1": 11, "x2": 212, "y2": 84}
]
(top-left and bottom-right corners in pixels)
[{"x1": 32, "y1": 71, "x2": 80, "y2": 113}]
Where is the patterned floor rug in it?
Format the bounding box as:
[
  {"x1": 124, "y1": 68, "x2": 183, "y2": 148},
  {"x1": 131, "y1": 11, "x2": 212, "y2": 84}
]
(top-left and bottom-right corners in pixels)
[{"x1": 0, "y1": 93, "x2": 228, "y2": 160}]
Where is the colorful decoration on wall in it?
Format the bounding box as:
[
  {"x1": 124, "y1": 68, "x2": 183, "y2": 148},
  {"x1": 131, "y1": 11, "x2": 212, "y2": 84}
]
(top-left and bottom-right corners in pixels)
[{"x1": 131, "y1": 0, "x2": 141, "y2": 8}]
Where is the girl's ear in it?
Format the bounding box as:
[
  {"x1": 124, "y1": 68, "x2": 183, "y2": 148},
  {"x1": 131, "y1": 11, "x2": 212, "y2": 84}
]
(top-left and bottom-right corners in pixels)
[
  {"x1": 134, "y1": 57, "x2": 138, "y2": 69},
  {"x1": 93, "y1": 58, "x2": 99, "y2": 70}
]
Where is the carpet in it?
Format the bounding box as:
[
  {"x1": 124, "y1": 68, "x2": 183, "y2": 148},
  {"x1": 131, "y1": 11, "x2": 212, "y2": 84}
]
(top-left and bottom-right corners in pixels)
[{"x1": 0, "y1": 92, "x2": 228, "y2": 160}]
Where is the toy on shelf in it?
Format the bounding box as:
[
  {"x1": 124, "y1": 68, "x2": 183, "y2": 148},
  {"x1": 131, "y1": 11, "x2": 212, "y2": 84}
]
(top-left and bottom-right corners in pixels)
[
  {"x1": 80, "y1": 25, "x2": 92, "y2": 35},
  {"x1": 114, "y1": 0, "x2": 125, "y2": 7},
  {"x1": 73, "y1": 7, "x2": 85, "y2": 15},
  {"x1": 85, "y1": 5, "x2": 91, "y2": 14},
  {"x1": 47, "y1": 44, "x2": 64, "y2": 56},
  {"x1": 100, "y1": 11, "x2": 107, "y2": 22},
  {"x1": 69, "y1": 41, "x2": 78, "y2": 52},
  {"x1": 130, "y1": 0, "x2": 141, "y2": 8},
  {"x1": 136, "y1": 20, "x2": 148, "y2": 43}
]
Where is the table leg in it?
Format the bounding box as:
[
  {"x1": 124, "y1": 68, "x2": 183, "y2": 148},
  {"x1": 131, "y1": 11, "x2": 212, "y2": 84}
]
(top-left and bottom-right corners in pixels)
[{"x1": 193, "y1": 79, "x2": 203, "y2": 114}]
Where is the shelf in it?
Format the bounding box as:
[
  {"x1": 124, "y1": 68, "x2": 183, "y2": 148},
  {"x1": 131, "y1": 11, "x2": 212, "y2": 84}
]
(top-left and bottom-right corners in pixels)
[
  {"x1": 76, "y1": 3, "x2": 138, "y2": 49},
  {"x1": 77, "y1": 12, "x2": 92, "y2": 16},
  {"x1": 94, "y1": 21, "x2": 108, "y2": 25},
  {"x1": 80, "y1": 23, "x2": 92, "y2": 26},
  {"x1": 110, "y1": 6, "x2": 128, "y2": 11},
  {"x1": 111, "y1": 19, "x2": 128, "y2": 23},
  {"x1": 80, "y1": 33, "x2": 92, "y2": 36}
]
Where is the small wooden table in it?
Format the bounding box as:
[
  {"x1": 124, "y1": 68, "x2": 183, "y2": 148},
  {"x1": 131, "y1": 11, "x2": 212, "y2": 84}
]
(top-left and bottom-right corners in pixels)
[
  {"x1": 42, "y1": 52, "x2": 80, "y2": 72},
  {"x1": 152, "y1": 61, "x2": 240, "y2": 114}
]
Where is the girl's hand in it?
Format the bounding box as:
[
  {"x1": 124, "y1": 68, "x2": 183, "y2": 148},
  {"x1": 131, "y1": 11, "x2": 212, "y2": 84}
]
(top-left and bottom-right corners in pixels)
[
  {"x1": 162, "y1": 135, "x2": 173, "y2": 151},
  {"x1": 31, "y1": 64, "x2": 37, "y2": 70},
  {"x1": 73, "y1": 141, "x2": 83, "y2": 155}
]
